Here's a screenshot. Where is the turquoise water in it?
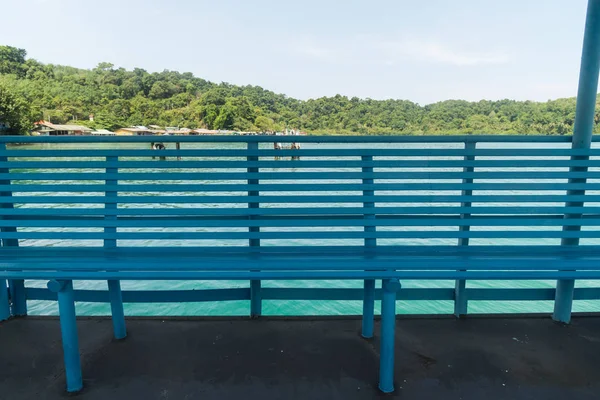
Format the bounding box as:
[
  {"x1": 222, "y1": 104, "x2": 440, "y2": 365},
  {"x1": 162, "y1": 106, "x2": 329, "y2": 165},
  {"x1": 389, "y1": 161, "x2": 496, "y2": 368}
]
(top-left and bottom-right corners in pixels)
[{"x1": 12, "y1": 141, "x2": 600, "y2": 316}]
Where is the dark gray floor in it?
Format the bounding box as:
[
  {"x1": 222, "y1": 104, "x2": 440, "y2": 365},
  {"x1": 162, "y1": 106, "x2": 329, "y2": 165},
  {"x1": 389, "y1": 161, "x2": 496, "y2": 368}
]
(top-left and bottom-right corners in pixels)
[{"x1": 1, "y1": 315, "x2": 600, "y2": 399}]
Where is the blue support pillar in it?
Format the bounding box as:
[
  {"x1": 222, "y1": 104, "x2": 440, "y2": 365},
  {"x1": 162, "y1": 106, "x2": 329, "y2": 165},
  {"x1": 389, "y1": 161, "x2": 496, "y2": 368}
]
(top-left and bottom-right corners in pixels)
[
  {"x1": 248, "y1": 142, "x2": 261, "y2": 318},
  {"x1": 379, "y1": 278, "x2": 401, "y2": 394},
  {"x1": 105, "y1": 157, "x2": 126, "y2": 338},
  {"x1": 9, "y1": 279, "x2": 27, "y2": 316},
  {"x1": 250, "y1": 280, "x2": 262, "y2": 318},
  {"x1": 0, "y1": 279, "x2": 9, "y2": 321},
  {"x1": 554, "y1": 0, "x2": 600, "y2": 324},
  {"x1": 48, "y1": 280, "x2": 83, "y2": 393},
  {"x1": 362, "y1": 156, "x2": 376, "y2": 338},
  {"x1": 362, "y1": 279, "x2": 375, "y2": 338},
  {"x1": 455, "y1": 141, "x2": 476, "y2": 318},
  {"x1": 108, "y1": 280, "x2": 127, "y2": 340}
]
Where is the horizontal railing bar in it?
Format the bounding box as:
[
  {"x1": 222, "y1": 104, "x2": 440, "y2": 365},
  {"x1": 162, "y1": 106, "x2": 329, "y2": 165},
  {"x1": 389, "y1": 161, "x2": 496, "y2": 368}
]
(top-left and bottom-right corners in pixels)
[
  {"x1": 0, "y1": 134, "x2": 589, "y2": 144},
  {"x1": 3, "y1": 216, "x2": 600, "y2": 228},
  {"x1": 4, "y1": 148, "x2": 600, "y2": 158},
  {"x1": 2, "y1": 183, "x2": 599, "y2": 192},
  {"x1": 3, "y1": 270, "x2": 600, "y2": 280},
  {"x1": 7, "y1": 244, "x2": 600, "y2": 255},
  {"x1": 2, "y1": 171, "x2": 599, "y2": 181},
  {"x1": 3, "y1": 230, "x2": 600, "y2": 239},
  {"x1": 4, "y1": 206, "x2": 598, "y2": 216},
  {"x1": 1, "y1": 194, "x2": 599, "y2": 204},
  {"x1": 4, "y1": 159, "x2": 600, "y2": 169},
  {"x1": 22, "y1": 287, "x2": 600, "y2": 303},
  {"x1": 21, "y1": 287, "x2": 600, "y2": 305},
  {"x1": 9, "y1": 214, "x2": 591, "y2": 222}
]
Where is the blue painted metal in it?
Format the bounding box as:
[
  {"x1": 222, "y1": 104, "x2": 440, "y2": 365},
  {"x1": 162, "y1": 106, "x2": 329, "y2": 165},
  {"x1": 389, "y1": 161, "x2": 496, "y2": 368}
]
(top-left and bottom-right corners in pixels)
[
  {"x1": 455, "y1": 142, "x2": 476, "y2": 318},
  {"x1": 554, "y1": 0, "x2": 600, "y2": 324},
  {"x1": 22, "y1": 286, "x2": 600, "y2": 304},
  {"x1": 5, "y1": 135, "x2": 600, "y2": 393},
  {"x1": 48, "y1": 280, "x2": 82, "y2": 393},
  {"x1": 7, "y1": 270, "x2": 600, "y2": 281},
  {"x1": 0, "y1": 279, "x2": 9, "y2": 321},
  {"x1": 6, "y1": 229, "x2": 600, "y2": 240},
  {"x1": 9, "y1": 280, "x2": 26, "y2": 316},
  {"x1": 362, "y1": 280, "x2": 375, "y2": 338},
  {"x1": 108, "y1": 280, "x2": 126, "y2": 340},
  {"x1": 362, "y1": 155, "x2": 376, "y2": 339},
  {"x1": 0, "y1": 143, "x2": 26, "y2": 317},
  {"x1": 379, "y1": 278, "x2": 401, "y2": 393},
  {"x1": 104, "y1": 156, "x2": 126, "y2": 338},
  {"x1": 248, "y1": 141, "x2": 261, "y2": 318}
]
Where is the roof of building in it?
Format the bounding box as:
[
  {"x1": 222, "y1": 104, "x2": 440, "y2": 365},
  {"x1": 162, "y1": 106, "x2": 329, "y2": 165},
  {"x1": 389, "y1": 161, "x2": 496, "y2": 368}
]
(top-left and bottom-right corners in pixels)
[
  {"x1": 91, "y1": 129, "x2": 115, "y2": 135},
  {"x1": 34, "y1": 122, "x2": 92, "y2": 132},
  {"x1": 194, "y1": 128, "x2": 219, "y2": 134}
]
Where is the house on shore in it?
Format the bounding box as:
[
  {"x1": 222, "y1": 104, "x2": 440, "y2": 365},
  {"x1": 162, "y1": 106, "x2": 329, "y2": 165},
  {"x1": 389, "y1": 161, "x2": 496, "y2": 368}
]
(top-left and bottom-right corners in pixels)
[
  {"x1": 114, "y1": 126, "x2": 165, "y2": 136},
  {"x1": 193, "y1": 128, "x2": 219, "y2": 135},
  {"x1": 32, "y1": 121, "x2": 93, "y2": 136},
  {"x1": 91, "y1": 129, "x2": 115, "y2": 136}
]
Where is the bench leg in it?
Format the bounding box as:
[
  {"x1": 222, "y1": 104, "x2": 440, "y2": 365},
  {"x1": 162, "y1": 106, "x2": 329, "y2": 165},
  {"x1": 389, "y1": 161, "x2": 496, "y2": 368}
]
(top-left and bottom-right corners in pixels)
[
  {"x1": 250, "y1": 279, "x2": 262, "y2": 318},
  {"x1": 379, "y1": 278, "x2": 401, "y2": 394},
  {"x1": 361, "y1": 279, "x2": 375, "y2": 338},
  {"x1": 454, "y1": 279, "x2": 468, "y2": 317},
  {"x1": 0, "y1": 279, "x2": 9, "y2": 321},
  {"x1": 9, "y1": 279, "x2": 27, "y2": 316},
  {"x1": 108, "y1": 280, "x2": 127, "y2": 340},
  {"x1": 48, "y1": 280, "x2": 83, "y2": 393},
  {"x1": 553, "y1": 279, "x2": 575, "y2": 324}
]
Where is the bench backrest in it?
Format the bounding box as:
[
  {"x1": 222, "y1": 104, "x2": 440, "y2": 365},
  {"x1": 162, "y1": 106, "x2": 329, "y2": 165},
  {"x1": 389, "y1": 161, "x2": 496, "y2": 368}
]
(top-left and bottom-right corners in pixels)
[{"x1": 0, "y1": 135, "x2": 598, "y2": 249}]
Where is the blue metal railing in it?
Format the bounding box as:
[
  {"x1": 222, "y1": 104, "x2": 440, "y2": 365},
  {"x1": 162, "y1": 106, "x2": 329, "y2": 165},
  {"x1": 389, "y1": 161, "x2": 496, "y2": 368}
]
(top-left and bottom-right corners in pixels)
[{"x1": 1, "y1": 134, "x2": 600, "y2": 320}]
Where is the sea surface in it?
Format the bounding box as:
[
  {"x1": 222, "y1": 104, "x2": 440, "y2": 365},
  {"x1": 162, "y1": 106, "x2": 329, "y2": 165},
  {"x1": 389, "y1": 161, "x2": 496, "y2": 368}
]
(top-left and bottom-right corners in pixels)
[{"x1": 10, "y1": 140, "x2": 600, "y2": 316}]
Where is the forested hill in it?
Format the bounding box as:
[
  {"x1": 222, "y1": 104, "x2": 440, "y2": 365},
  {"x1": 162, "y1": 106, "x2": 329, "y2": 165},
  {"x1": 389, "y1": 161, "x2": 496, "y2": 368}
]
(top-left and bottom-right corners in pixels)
[{"x1": 0, "y1": 45, "x2": 587, "y2": 135}]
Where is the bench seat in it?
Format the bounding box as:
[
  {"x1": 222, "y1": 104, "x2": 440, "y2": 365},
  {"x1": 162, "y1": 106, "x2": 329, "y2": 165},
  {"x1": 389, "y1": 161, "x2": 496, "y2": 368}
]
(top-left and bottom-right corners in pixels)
[{"x1": 2, "y1": 246, "x2": 600, "y2": 280}]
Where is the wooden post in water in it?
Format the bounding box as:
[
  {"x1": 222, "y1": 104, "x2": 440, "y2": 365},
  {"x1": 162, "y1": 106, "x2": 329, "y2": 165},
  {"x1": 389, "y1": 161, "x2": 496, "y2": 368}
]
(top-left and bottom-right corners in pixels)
[{"x1": 554, "y1": 0, "x2": 600, "y2": 323}]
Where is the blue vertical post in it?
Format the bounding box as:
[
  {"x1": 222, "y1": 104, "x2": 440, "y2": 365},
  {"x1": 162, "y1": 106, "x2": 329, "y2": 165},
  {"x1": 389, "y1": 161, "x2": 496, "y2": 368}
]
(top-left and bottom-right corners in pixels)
[
  {"x1": 0, "y1": 279, "x2": 9, "y2": 321},
  {"x1": 105, "y1": 156, "x2": 126, "y2": 338},
  {"x1": 454, "y1": 141, "x2": 476, "y2": 317},
  {"x1": 379, "y1": 278, "x2": 401, "y2": 393},
  {"x1": 108, "y1": 280, "x2": 126, "y2": 340},
  {"x1": 248, "y1": 142, "x2": 262, "y2": 317},
  {"x1": 554, "y1": 0, "x2": 600, "y2": 324},
  {"x1": 362, "y1": 155, "x2": 376, "y2": 338},
  {"x1": 9, "y1": 280, "x2": 26, "y2": 316},
  {"x1": 0, "y1": 143, "x2": 26, "y2": 316},
  {"x1": 48, "y1": 279, "x2": 83, "y2": 393}
]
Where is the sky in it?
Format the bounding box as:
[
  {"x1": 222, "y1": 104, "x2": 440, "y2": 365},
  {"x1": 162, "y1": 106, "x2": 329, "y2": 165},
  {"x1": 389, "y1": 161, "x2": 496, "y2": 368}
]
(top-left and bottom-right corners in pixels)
[{"x1": 0, "y1": 0, "x2": 591, "y2": 104}]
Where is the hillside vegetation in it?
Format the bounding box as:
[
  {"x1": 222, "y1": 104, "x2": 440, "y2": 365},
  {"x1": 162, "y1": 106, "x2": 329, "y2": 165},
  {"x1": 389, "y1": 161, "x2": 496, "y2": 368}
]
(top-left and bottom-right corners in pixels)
[{"x1": 0, "y1": 45, "x2": 591, "y2": 135}]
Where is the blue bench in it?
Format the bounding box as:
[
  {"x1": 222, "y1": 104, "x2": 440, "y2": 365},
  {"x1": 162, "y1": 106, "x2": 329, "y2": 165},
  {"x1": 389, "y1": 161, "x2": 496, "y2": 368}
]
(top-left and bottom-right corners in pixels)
[{"x1": 1, "y1": 135, "x2": 600, "y2": 393}]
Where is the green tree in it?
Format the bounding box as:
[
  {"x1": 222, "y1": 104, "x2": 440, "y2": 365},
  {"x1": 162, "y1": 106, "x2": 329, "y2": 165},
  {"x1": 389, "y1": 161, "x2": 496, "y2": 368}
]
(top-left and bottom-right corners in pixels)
[
  {"x1": 0, "y1": 82, "x2": 33, "y2": 134},
  {"x1": 0, "y1": 46, "x2": 27, "y2": 78}
]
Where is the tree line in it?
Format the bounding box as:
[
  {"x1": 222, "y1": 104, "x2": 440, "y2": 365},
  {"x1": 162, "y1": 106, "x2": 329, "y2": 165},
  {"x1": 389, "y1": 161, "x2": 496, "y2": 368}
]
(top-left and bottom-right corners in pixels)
[{"x1": 0, "y1": 45, "x2": 593, "y2": 135}]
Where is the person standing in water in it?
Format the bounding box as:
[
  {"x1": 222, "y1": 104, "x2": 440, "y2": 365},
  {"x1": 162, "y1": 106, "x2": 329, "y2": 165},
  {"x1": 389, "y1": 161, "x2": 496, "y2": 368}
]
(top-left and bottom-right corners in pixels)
[
  {"x1": 274, "y1": 142, "x2": 282, "y2": 160},
  {"x1": 290, "y1": 142, "x2": 300, "y2": 160}
]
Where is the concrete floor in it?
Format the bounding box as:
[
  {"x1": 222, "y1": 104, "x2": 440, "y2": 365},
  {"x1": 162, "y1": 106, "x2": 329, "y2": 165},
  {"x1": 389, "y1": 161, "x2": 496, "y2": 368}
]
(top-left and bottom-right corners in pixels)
[{"x1": 1, "y1": 315, "x2": 600, "y2": 400}]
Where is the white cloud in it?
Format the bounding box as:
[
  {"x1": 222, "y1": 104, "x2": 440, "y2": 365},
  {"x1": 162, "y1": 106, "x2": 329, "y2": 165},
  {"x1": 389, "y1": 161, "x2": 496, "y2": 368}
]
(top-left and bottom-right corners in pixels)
[{"x1": 377, "y1": 39, "x2": 511, "y2": 66}]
